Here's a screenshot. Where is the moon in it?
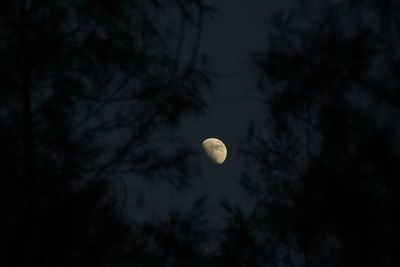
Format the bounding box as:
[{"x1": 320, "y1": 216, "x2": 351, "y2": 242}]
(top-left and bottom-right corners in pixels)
[{"x1": 202, "y1": 138, "x2": 227, "y2": 164}]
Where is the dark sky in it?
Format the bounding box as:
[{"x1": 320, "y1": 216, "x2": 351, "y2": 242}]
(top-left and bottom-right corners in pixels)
[
  {"x1": 8, "y1": 1, "x2": 400, "y2": 265},
  {"x1": 124, "y1": 0, "x2": 292, "y2": 225}
]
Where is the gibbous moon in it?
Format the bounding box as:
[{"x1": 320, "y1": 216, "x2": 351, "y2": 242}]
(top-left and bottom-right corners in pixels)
[{"x1": 202, "y1": 138, "x2": 227, "y2": 164}]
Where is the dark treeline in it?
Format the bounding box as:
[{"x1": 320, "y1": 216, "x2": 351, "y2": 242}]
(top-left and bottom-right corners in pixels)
[
  {"x1": 235, "y1": 0, "x2": 400, "y2": 266},
  {"x1": 2, "y1": 0, "x2": 400, "y2": 266},
  {"x1": 1, "y1": 0, "x2": 215, "y2": 266}
]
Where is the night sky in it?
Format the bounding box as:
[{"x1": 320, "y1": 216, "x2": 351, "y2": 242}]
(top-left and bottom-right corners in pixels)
[
  {"x1": 4, "y1": 0, "x2": 400, "y2": 266},
  {"x1": 128, "y1": 0, "x2": 292, "y2": 225}
]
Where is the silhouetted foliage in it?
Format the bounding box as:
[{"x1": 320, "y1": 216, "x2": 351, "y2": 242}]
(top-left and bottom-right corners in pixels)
[
  {"x1": 213, "y1": 202, "x2": 271, "y2": 267},
  {"x1": 129, "y1": 197, "x2": 211, "y2": 267},
  {"x1": 235, "y1": 0, "x2": 400, "y2": 266},
  {"x1": 1, "y1": 0, "x2": 216, "y2": 266}
]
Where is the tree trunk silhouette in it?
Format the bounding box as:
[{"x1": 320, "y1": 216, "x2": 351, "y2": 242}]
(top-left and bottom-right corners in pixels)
[{"x1": 17, "y1": 1, "x2": 38, "y2": 265}]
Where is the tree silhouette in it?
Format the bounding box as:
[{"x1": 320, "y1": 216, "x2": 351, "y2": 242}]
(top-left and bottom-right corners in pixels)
[
  {"x1": 212, "y1": 202, "x2": 272, "y2": 267},
  {"x1": 128, "y1": 197, "x2": 211, "y2": 267},
  {"x1": 1, "y1": 0, "x2": 217, "y2": 266},
  {"x1": 234, "y1": 0, "x2": 400, "y2": 266}
]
